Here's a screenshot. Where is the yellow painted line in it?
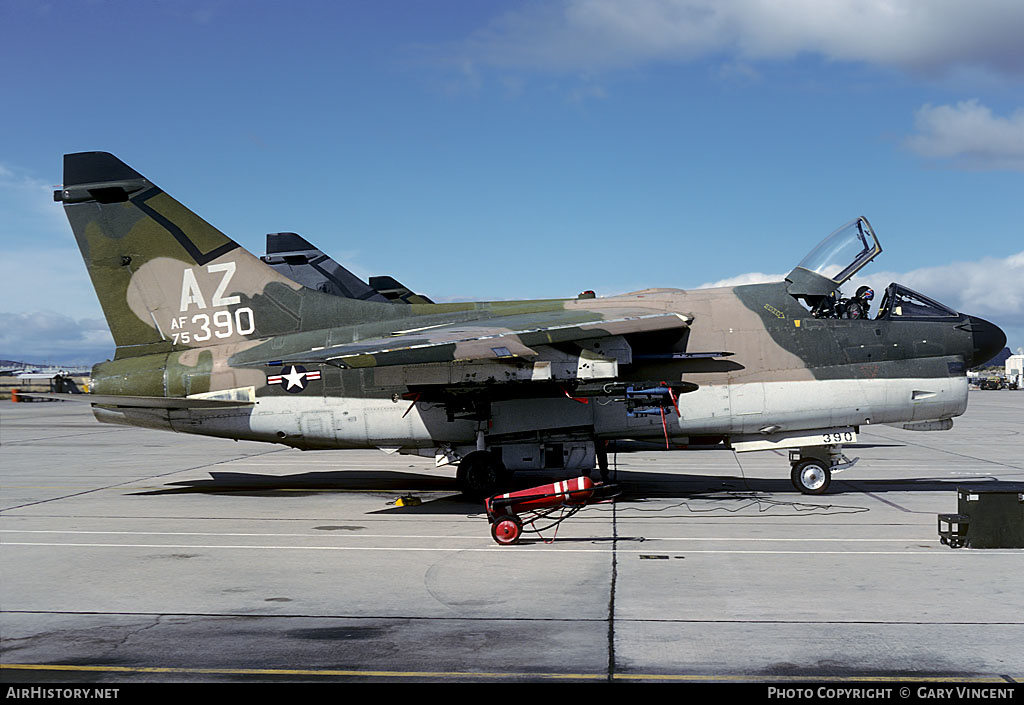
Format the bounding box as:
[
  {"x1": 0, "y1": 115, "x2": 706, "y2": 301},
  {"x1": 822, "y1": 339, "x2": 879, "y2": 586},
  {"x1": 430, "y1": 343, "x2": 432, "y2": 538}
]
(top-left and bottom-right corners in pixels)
[
  {"x1": 0, "y1": 664, "x2": 599, "y2": 680},
  {"x1": 0, "y1": 664, "x2": 1016, "y2": 682},
  {"x1": 612, "y1": 674, "x2": 1019, "y2": 683}
]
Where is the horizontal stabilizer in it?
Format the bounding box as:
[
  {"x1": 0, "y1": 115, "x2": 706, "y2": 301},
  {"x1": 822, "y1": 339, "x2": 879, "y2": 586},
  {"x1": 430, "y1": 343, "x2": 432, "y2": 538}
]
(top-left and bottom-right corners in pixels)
[
  {"x1": 369, "y1": 276, "x2": 434, "y2": 304},
  {"x1": 16, "y1": 392, "x2": 254, "y2": 409}
]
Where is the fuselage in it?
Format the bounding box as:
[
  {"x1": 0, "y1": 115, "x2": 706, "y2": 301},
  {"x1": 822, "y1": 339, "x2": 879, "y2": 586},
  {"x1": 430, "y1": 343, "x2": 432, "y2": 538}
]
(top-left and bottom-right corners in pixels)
[{"x1": 89, "y1": 279, "x2": 995, "y2": 452}]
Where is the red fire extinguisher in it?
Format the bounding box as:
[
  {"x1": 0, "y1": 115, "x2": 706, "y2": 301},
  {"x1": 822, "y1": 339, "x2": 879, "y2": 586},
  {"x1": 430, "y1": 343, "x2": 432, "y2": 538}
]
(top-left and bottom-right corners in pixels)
[{"x1": 486, "y1": 476, "x2": 599, "y2": 545}]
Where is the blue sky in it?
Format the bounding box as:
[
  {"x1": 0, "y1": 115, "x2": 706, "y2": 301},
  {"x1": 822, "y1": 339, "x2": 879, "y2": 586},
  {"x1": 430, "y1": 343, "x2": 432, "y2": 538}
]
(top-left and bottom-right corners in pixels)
[{"x1": 1, "y1": 0, "x2": 1022, "y2": 364}]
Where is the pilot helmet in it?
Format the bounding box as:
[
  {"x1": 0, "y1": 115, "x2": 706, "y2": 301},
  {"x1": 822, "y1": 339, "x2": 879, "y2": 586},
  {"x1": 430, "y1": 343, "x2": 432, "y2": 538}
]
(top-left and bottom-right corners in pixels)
[{"x1": 855, "y1": 286, "x2": 874, "y2": 301}]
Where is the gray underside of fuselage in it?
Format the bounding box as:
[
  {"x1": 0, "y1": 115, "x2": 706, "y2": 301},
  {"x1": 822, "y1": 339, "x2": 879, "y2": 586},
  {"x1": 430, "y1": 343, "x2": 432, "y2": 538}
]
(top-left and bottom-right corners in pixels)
[{"x1": 92, "y1": 372, "x2": 967, "y2": 454}]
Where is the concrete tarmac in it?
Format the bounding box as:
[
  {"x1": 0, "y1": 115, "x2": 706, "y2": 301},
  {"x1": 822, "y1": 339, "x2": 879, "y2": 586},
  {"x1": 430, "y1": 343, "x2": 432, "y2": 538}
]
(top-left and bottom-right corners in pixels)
[{"x1": 1, "y1": 392, "x2": 1022, "y2": 683}]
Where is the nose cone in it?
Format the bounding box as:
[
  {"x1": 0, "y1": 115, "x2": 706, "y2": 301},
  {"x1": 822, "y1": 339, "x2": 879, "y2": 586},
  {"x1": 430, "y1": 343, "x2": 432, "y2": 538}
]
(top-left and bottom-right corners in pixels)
[{"x1": 966, "y1": 315, "x2": 1007, "y2": 368}]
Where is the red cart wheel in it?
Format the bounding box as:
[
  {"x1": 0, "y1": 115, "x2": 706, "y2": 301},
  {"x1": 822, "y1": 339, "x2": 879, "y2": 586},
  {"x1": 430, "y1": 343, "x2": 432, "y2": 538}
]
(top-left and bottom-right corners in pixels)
[{"x1": 491, "y1": 514, "x2": 523, "y2": 545}]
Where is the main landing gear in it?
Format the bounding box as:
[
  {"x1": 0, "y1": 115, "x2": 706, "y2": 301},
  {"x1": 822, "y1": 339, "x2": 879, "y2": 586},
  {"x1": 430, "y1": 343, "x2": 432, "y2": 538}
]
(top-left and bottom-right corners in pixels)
[
  {"x1": 789, "y1": 446, "x2": 858, "y2": 495},
  {"x1": 456, "y1": 449, "x2": 510, "y2": 499}
]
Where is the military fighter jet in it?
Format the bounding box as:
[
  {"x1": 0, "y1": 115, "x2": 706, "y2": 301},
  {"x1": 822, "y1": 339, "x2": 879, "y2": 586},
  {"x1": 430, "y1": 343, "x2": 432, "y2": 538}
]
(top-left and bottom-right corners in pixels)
[{"x1": 47, "y1": 152, "x2": 1006, "y2": 496}]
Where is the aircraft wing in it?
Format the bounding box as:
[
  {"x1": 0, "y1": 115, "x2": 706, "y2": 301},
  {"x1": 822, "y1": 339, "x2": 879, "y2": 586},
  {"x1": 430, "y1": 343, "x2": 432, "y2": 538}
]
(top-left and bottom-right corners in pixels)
[{"x1": 250, "y1": 310, "x2": 692, "y2": 369}]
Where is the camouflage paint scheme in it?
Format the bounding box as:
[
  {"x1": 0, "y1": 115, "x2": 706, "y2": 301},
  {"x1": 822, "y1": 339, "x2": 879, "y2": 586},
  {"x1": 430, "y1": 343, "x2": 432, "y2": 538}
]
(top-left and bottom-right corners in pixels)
[{"x1": 53, "y1": 152, "x2": 1006, "y2": 494}]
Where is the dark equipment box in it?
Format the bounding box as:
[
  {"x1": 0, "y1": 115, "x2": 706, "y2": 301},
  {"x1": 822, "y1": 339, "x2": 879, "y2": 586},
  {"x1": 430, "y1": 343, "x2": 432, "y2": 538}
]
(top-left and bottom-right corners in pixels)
[{"x1": 938, "y1": 488, "x2": 1024, "y2": 549}]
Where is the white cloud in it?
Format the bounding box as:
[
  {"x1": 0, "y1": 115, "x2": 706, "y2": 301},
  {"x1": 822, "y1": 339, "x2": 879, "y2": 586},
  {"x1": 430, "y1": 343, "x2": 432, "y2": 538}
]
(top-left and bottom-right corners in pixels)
[
  {"x1": 0, "y1": 162, "x2": 102, "y2": 322},
  {"x1": 0, "y1": 311, "x2": 113, "y2": 365},
  {"x1": 856, "y1": 252, "x2": 1024, "y2": 352},
  {"x1": 0, "y1": 162, "x2": 112, "y2": 364},
  {"x1": 0, "y1": 162, "x2": 67, "y2": 234},
  {"x1": 461, "y1": 0, "x2": 1024, "y2": 77},
  {"x1": 695, "y1": 271, "x2": 785, "y2": 289},
  {"x1": 905, "y1": 100, "x2": 1024, "y2": 171},
  {"x1": 853, "y1": 251, "x2": 1024, "y2": 328}
]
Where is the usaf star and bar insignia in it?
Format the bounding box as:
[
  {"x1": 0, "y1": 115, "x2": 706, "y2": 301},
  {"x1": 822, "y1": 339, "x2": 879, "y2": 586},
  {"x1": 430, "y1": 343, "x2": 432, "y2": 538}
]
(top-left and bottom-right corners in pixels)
[{"x1": 267, "y1": 365, "x2": 322, "y2": 393}]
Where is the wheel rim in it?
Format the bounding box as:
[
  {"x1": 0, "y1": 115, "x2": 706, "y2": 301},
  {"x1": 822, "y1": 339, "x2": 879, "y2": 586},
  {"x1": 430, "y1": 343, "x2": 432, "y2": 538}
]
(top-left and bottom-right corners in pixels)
[
  {"x1": 468, "y1": 465, "x2": 497, "y2": 492},
  {"x1": 800, "y1": 465, "x2": 827, "y2": 490},
  {"x1": 494, "y1": 518, "x2": 519, "y2": 544}
]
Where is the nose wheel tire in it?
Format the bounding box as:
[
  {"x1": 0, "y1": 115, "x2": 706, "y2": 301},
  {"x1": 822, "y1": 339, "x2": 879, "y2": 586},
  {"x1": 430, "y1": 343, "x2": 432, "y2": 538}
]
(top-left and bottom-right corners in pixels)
[{"x1": 791, "y1": 459, "x2": 832, "y2": 495}]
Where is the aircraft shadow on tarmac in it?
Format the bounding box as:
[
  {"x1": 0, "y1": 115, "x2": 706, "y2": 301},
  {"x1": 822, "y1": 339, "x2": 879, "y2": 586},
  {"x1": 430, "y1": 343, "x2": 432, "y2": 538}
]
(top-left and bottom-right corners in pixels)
[{"x1": 129, "y1": 463, "x2": 1023, "y2": 516}]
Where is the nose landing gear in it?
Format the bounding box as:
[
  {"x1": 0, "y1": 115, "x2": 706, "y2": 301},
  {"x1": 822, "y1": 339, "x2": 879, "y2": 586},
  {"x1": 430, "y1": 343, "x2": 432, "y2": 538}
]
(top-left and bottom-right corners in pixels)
[{"x1": 789, "y1": 446, "x2": 859, "y2": 495}]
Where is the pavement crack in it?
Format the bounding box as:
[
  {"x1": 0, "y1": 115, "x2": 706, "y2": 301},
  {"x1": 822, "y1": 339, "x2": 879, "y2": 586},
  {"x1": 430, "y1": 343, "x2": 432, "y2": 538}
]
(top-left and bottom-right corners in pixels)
[
  {"x1": 115, "y1": 615, "x2": 163, "y2": 649},
  {"x1": 607, "y1": 496, "x2": 618, "y2": 683}
]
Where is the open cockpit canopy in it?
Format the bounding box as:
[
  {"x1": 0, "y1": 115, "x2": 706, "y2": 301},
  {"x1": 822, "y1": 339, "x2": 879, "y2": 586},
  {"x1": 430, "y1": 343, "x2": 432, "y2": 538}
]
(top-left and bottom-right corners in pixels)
[
  {"x1": 786, "y1": 217, "x2": 882, "y2": 299},
  {"x1": 796, "y1": 217, "x2": 881, "y2": 284}
]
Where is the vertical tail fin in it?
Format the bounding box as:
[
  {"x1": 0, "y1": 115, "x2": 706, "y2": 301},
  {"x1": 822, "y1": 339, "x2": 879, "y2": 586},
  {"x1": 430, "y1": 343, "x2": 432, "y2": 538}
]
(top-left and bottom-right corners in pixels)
[{"x1": 57, "y1": 152, "x2": 312, "y2": 356}]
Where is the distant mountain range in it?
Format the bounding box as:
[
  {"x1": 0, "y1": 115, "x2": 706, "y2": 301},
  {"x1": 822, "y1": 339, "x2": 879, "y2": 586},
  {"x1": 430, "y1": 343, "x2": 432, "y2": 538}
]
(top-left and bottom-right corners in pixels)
[
  {"x1": 2, "y1": 359, "x2": 32, "y2": 368},
  {"x1": 974, "y1": 347, "x2": 1012, "y2": 369},
  {"x1": 2, "y1": 359, "x2": 52, "y2": 369},
  {"x1": 1, "y1": 359, "x2": 91, "y2": 372}
]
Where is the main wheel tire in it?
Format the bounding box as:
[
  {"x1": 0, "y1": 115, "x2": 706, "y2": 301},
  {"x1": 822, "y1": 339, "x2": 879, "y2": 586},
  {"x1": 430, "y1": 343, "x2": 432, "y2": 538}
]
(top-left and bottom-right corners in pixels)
[
  {"x1": 490, "y1": 513, "x2": 523, "y2": 545},
  {"x1": 456, "y1": 450, "x2": 509, "y2": 499},
  {"x1": 791, "y1": 459, "x2": 832, "y2": 495}
]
